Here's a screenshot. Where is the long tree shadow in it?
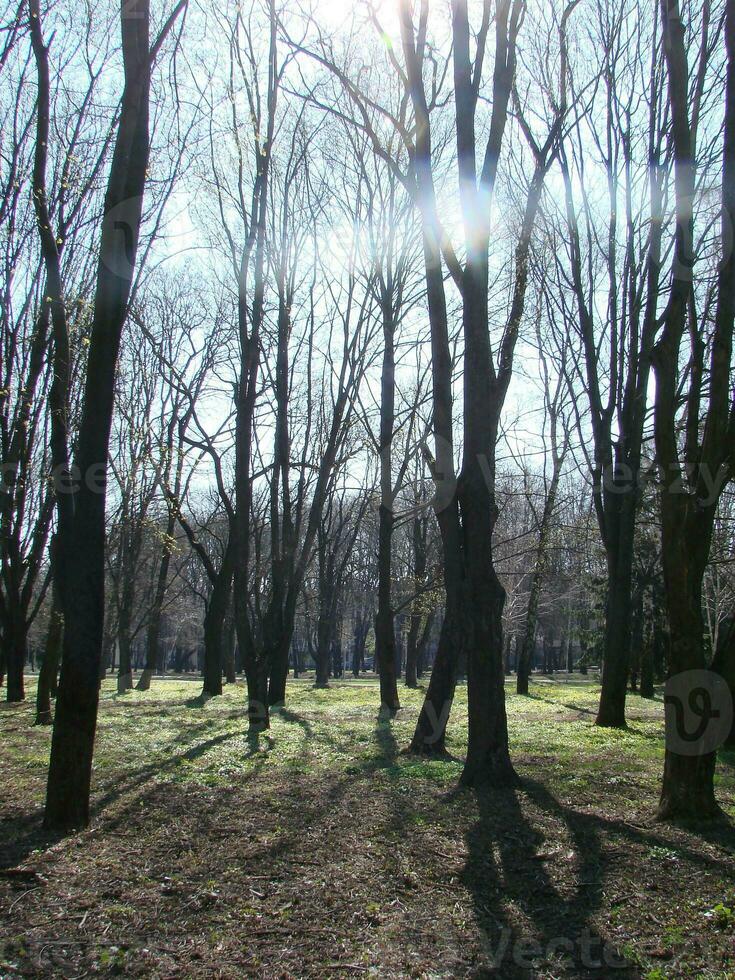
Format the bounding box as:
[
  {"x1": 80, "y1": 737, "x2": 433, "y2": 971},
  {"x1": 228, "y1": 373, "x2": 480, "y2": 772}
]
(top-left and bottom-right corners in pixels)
[
  {"x1": 462, "y1": 778, "x2": 640, "y2": 978},
  {"x1": 0, "y1": 724, "x2": 258, "y2": 869}
]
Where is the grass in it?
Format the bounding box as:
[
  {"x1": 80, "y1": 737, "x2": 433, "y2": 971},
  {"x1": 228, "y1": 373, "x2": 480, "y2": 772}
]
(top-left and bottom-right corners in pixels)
[{"x1": 1, "y1": 674, "x2": 734, "y2": 978}]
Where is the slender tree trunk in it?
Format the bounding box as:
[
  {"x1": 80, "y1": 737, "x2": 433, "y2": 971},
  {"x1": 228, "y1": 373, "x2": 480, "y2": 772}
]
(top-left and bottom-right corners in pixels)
[
  {"x1": 640, "y1": 623, "x2": 655, "y2": 700},
  {"x1": 375, "y1": 505, "x2": 399, "y2": 714},
  {"x1": 201, "y1": 545, "x2": 234, "y2": 698},
  {"x1": 35, "y1": 602, "x2": 63, "y2": 725},
  {"x1": 375, "y1": 285, "x2": 400, "y2": 715},
  {"x1": 629, "y1": 587, "x2": 644, "y2": 693},
  {"x1": 116, "y1": 609, "x2": 133, "y2": 693},
  {"x1": 137, "y1": 520, "x2": 174, "y2": 691},
  {"x1": 407, "y1": 230, "x2": 463, "y2": 754},
  {"x1": 315, "y1": 606, "x2": 331, "y2": 688},
  {"x1": 405, "y1": 616, "x2": 419, "y2": 688},
  {"x1": 517, "y1": 574, "x2": 541, "y2": 696},
  {"x1": 43, "y1": 0, "x2": 152, "y2": 832},
  {"x1": 415, "y1": 609, "x2": 434, "y2": 679}
]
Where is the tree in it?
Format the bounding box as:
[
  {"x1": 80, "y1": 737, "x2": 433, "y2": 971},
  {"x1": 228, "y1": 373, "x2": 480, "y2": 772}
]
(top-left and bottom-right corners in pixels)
[
  {"x1": 398, "y1": 0, "x2": 573, "y2": 781},
  {"x1": 516, "y1": 304, "x2": 571, "y2": 694},
  {"x1": 551, "y1": 0, "x2": 666, "y2": 727},
  {"x1": 651, "y1": 0, "x2": 735, "y2": 820},
  {"x1": 38, "y1": 0, "x2": 186, "y2": 831}
]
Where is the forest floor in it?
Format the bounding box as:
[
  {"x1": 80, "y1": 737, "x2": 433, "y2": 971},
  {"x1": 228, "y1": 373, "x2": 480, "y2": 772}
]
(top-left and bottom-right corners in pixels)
[{"x1": 1, "y1": 676, "x2": 735, "y2": 979}]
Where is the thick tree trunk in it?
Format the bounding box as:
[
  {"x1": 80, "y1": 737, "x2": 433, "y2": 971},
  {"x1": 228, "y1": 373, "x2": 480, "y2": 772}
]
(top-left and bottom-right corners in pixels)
[
  {"x1": 409, "y1": 609, "x2": 459, "y2": 755},
  {"x1": 712, "y1": 620, "x2": 735, "y2": 747},
  {"x1": 658, "y1": 750, "x2": 718, "y2": 821},
  {"x1": 245, "y1": 661, "x2": 269, "y2": 731},
  {"x1": 4, "y1": 612, "x2": 27, "y2": 703},
  {"x1": 267, "y1": 631, "x2": 291, "y2": 704},
  {"x1": 35, "y1": 604, "x2": 63, "y2": 725},
  {"x1": 202, "y1": 612, "x2": 223, "y2": 697},
  {"x1": 459, "y1": 473, "x2": 516, "y2": 787},
  {"x1": 223, "y1": 604, "x2": 236, "y2": 685},
  {"x1": 658, "y1": 576, "x2": 720, "y2": 820},
  {"x1": 457, "y1": 269, "x2": 516, "y2": 787},
  {"x1": 639, "y1": 636, "x2": 655, "y2": 699},
  {"x1": 596, "y1": 523, "x2": 635, "y2": 727}
]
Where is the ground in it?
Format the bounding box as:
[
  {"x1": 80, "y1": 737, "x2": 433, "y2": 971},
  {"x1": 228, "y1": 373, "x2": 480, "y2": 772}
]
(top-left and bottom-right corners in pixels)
[{"x1": 1, "y1": 676, "x2": 735, "y2": 979}]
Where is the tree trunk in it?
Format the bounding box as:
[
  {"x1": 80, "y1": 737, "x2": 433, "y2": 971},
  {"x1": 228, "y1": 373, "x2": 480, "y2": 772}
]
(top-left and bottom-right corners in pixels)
[
  {"x1": 375, "y1": 506, "x2": 400, "y2": 715},
  {"x1": 712, "y1": 619, "x2": 735, "y2": 747},
  {"x1": 405, "y1": 615, "x2": 419, "y2": 688},
  {"x1": 352, "y1": 614, "x2": 368, "y2": 677},
  {"x1": 43, "y1": 0, "x2": 152, "y2": 833},
  {"x1": 657, "y1": 573, "x2": 720, "y2": 820},
  {"x1": 415, "y1": 609, "x2": 434, "y2": 679},
  {"x1": 517, "y1": 579, "x2": 540, "y2": 696},
  {"x1": 267, "y1": 631, "x2": 291, "y2": 704},
  {"x1": 596, "y1": 515, "x2": 635, "y2": 727},
  {"x1": 315, "y1": 606, "x2": 331, "y2": 688},
  {"x1": 35, "y1": 603, "x2": 63, "y2": 725},
  {"x1": 375, "y1": 282, "x2": 400, "y2": 714},
  {"x1": 223, "y1": 603, "x2": 237, "y2": 685},
  {"x1": 459, "y1": 469, "x2": 516, "y2": 788},
  {"x1": 137, "y1": 523, "x2": 174, "y2": 691},
  {"x1": 409, "y1": 608, "x2": 459, "y2": 755},
  {"x1": 454, "y1": 244, "x2": 518, "y2": 788},
  {"x1": 245, "y1": 660, "x2": 269, "y2": 731},
  {"x1": 639, "y1": 631, "x2": 655, "y2": 700},
  {"x1": 4, "y1": 611, "x2": 27, "y2": 703},
  {"x1": 629, "y1": 587, "x2": 644, "y2": 693},
  {"x1": 117, "y1": 613, "x2": 133, "y2": 694}
]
